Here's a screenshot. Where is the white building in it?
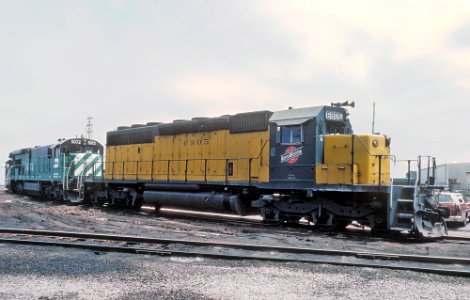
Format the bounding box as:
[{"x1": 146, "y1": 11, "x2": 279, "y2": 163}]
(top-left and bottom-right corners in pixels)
[{"x1": 423, "y1": 163, "x2": 470, "y2": 191}]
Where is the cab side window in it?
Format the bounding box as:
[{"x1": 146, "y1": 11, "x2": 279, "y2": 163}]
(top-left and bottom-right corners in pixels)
[{"x1": 277, "y1": 125, "x2": 303, "y2": 144}]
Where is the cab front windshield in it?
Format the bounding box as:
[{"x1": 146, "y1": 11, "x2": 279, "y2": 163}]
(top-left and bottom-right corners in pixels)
[{"x1": 64, "y1": 144, "x2": 101, "y2": 154}]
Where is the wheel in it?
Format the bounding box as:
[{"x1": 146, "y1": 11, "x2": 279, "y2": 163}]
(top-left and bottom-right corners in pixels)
[
  {"x1": 461, "y1": 216, "x2": 468, "y2": 227},
  {"x1": 89, "y1": 189, "x2": 106, "y2": 206},
  {"x1": 279, "y1": 215, "x2": 302, "y2": 225},
  {"x1": 316, "y1": 220, "x2": 349, "y2": 231},
  {"x1": 133, "y1": 199, "x2": 143, "y2": 210},
  {"x1": 16, "y1": 183, "x2": 24, "y2": 195},
  {"x1": 315, "y1": 212, "x2": 349, "y2": 231},
  {"x1": 260, "y1": 207, "x2": 281, "y2": 224}
]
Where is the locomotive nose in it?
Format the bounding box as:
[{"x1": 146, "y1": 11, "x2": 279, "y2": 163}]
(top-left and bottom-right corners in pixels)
[{"x1": 71, "y1": 153, "x2": 103, "y2": 177}]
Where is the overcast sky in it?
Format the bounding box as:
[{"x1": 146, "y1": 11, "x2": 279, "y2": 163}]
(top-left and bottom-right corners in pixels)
[{"x1": 1, "y1": 0, "x2": 469, "y2": 181}]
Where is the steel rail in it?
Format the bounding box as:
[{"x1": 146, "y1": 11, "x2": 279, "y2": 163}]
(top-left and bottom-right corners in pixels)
[
  {"x1": 441, "y1": 235, "x2": 470, "y2": 242},
  {"x1": 1, "y1": 227, "x2": 469, "y2": 264},
  {"x1": 1, "y1": 234, "x2": 470, "y2": 278},
  {"x1": 96, "y1": 205, "x2": 278, "y2": 229},
  {"x1": 117, "y1": 206, "x2": 369, "y2": 237}
]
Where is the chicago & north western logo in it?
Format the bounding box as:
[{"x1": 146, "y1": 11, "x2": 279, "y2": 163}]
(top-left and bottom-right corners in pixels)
[{"x1": 281, "y1": 146, "x2": 303, "y2": 164}]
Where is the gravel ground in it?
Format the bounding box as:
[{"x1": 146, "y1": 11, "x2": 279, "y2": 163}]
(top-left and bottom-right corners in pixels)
[
  {"x1": 1, "y1": 187, "x2": 470, "y2": 299},
  {"x1": 1, "y1": 243, "x2": 469, "y2": 300},
  {"x1": 1, "y1": 188, "x2": 469, "y2": 258}
]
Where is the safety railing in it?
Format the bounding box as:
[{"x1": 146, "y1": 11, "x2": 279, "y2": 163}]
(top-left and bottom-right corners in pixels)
[
  {"x1": 100, "y1": 139, "x2": 269, "y2": 184},
  {"x1": 102, "y1": 156, "x2": 264, "y2": 185},
  {"x1": 417, "y1": 155, "x2": 438, "y2": 187},
  {"x1": 392, "y1": 159, "x2": 418, "y2": 186},
  {"x1": 7, "y1": 155, "x2": 103, "y2": 183},
  {"x1": 349, "y1": 135, "x2": 394, "y2": 187},
  {"x1": 391, "y1": 156, "x2": 437, "y2": 187},
  {"x1": 7, "y1": 156, "x2": 264, "y2": 184}
]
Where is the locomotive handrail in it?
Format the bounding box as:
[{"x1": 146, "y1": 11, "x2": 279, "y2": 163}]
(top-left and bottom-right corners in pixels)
[
  {"x1": 353, "y1": 135, "x2": 374, "y2": 156},
  {"x1": 7, "y1": 153, "x2": 103, "y2": 186},
  {"x1": 313, "y1": 134, "x2": 394, "y2": 187},
  {"x1": 8, "y1": 157, "x2": 55, "y2": 181},
  {"x1": 103, "y1": 139, "x2": 270, "y2": 185},
  {"x1": 393, "y1": 159, "x2": 418, "y2": 186},
  {"x1": 353, "y1": 135, "x2": 395, "y2": 160},
  {"x1": 417, "y1": 155, "x2": 437, "y2": 187},
  {"x1": 353, "y1": 135, "x2": 395, "y2": 187},
  {"x1": 105, "y1": 156, "x2": 260, "y2": 183}
]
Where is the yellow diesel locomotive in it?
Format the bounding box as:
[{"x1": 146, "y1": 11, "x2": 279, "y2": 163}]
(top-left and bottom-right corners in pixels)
[{"x1": 86, "y1": 102, "x2": 446, "y2": 237}]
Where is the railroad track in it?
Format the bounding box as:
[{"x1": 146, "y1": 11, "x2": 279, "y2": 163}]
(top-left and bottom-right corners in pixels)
[
  {"x1": 2, "y1": 194, "x2": 404, "y2": 241},
  {"x1": 441, "y1": 235, "x2": 470, "y2": 243},
  {"x1": 0, "y1": 228, "x2": 469, "y2": 277},
  {"x1": 89, "y1": 204, "x2": 327, "y2": 237},
  {"x1": 140, "y1": 206, "x2": 374, "y2": 237}
]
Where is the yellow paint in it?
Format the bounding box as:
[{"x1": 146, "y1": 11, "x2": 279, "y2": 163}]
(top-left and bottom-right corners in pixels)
[
  {"x1": 316, "y1": 164, "x2": 359, "y2": 184},
  {"x1": 105, "y1": 147, "x2": 115, "y2": 179},
  {"x1": 154, "y1": 130, "x2": 270, "y2": 182},
  {"x1": 138, "y1": 144, "x2": 153, "y2": 180},
  {"x1": 317, "y1": 134, "x2": 390, "y2": 185},
  {"x1": 105, "y1": 129, "x2": 270, "y2": 183}
]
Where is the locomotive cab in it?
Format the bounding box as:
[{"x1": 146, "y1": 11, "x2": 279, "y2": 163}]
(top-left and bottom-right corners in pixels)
[
  {"x1": 59, "y1": 139, "x2": 104, "y2": 198},
  {"x1": 60, "y1": 139, "x2": 103, "y2": 155},
  {"x1": 268, "y1": 105, "x2": 354, "y2": 186},
  {"x1": 258, "y1": 104, "x2": 393, "y2": 231},
  {"x1": 59, "y1": 138, "x2": 104, "y2": 178}
]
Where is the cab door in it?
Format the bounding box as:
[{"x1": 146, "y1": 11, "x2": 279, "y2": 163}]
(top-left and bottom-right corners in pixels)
[{"x1": 269, "y1": 121, "x2": 316, "y2": 187}]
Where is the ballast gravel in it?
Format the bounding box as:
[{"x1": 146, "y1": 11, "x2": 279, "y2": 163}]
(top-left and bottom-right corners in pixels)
[
  {"x1": 0, "y1": 244, "x2": 469, "y2": 300},
  {"x1": 1, "y1": 188, "x2": 470, "y2": 299}
]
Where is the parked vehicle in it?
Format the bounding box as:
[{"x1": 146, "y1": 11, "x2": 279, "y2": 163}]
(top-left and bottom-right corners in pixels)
[{"x1": 437, "y1": 192, "x2": 470, "y2": 226}]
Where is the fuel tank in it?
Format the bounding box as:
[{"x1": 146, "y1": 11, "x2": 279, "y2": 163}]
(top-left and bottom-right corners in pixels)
[{"x1": 143, "y1": 191, "x2": 247, "y2": 215}]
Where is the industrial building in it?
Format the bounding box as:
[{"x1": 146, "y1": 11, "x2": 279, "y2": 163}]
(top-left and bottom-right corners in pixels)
[{"x1": 421, "y1": 163, "x2": 470, "y2": 192}]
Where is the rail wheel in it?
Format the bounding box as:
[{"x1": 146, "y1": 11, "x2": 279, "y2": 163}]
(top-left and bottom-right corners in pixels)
[
  {"x1": 279, "y1": 215, "x2": 302, "y2": 225},
  {"x1": 316, "y1": 221, "x2": 349, "y2": 231},
  {"x1": 315, "y1": 212, "x2": 349, "y2": 231},
  {"x1": 16, "y1": 183, "x2": 24, "y2": 195},
  {"x1": 132, "y1": 198, "x2": 143, "y2": 210},
  {"x1": 260, "y1": 207, "x2": 281, "y2": 225},
  {"x1": 91, "y1": 195, "x2": 104, "y2": 206}
]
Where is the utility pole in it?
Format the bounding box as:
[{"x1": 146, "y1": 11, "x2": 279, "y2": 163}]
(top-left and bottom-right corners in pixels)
[{"x1": 86, "y1": 116, "x2": 93, "y2": 139}]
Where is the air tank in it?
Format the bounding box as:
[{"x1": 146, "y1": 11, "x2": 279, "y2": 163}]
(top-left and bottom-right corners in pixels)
[{"x1": 143, "y1": 191, "x2": 247, "y2": 215}]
